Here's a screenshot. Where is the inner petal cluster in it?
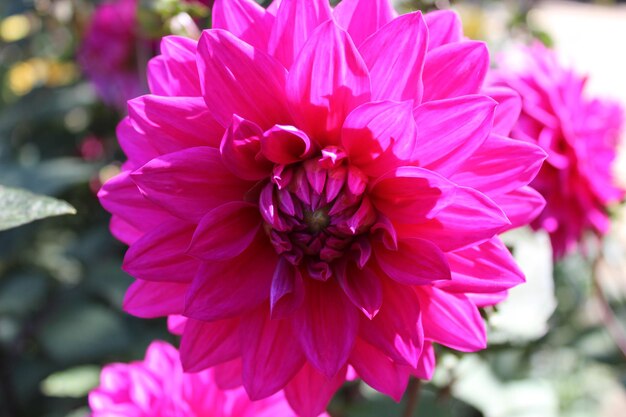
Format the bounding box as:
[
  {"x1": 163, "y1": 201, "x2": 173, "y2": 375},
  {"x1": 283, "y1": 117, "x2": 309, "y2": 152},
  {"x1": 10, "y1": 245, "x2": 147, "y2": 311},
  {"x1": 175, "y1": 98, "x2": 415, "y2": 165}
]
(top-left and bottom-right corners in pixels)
[{"x1": 260, "y1": 148, "x2": 376, "y2": 280}]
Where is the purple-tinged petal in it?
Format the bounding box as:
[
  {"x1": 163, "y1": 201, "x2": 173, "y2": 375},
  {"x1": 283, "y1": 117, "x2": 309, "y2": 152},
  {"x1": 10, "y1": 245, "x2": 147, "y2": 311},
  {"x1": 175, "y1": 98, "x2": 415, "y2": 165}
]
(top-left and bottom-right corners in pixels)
[
  {"x1": 334, "y1": 0, "x2": 396, "y2": 46},
  {"x1": 270, "y1": 258, "x2": 305, "y2": 319},
  {"x1": 123, "y1": 280, "x2": 187, "y2": 318},
  {"x1": 359, "y1": 12, "x2": 427, "y2": 102},
  {"x1": 130, "y1": 147, "x2": 251, "y2": 222},
  {"x1": 423, "y1": 10, "x2": 462, "y2": 50},
  {"x1": 336, "y1": 262, "x2": 383, "y2": 319},
  {"x1": 188, "y1": 201, "x2": 261, "y2": 261},
  {"x1": 287, "y1": 20, "x2": 371, "y2": 147},
  {"x1": 412, "y1": 95, "x2": 497, "y2": 176},
  {"x1": 422, "y1": 41, "x2": 489, "y2": 102},
  {"x1": 214, "y1": 359, "x2": 243, "y2": 390},
  {"x1": 417, "y1": 287, "x2": 487, "y2": 352},
  {"x1": 293, "y1": 280, "x2": 358, "y2": 377},
  {"x1": 109, "y1": 215, "x2": 142, "y2": 245},
  {"x1": 268, "y1": 0, "x2": 332, "y2": 69},
  {"x1": 220, "y1": 115, "x2": 273, "y2": 181},
  {"x1": 261, "y1": 124, "x2": 315, "y2": 164},
  {"x1": 241, "y1": 309, "x2": 306, "y2": 399},
  {"x1": 285, "y1": 363, "x2": 346, "y2": 417},
  {"x1": 179, "y1": 317, "x2": 240, "y2": 372},
  {"x1": 212, "y1": 0, "x2": 273, "y2": 50},
  {"x1": 197, "y1": 29, "x2": 291, "y2": 129}
]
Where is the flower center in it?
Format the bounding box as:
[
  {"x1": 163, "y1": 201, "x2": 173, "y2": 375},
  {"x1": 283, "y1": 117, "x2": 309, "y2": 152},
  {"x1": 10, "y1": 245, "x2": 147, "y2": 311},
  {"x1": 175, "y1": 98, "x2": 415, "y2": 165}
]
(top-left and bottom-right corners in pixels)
[{"x1": 259, "y1": 149, "x2": 376, "y2": 280}]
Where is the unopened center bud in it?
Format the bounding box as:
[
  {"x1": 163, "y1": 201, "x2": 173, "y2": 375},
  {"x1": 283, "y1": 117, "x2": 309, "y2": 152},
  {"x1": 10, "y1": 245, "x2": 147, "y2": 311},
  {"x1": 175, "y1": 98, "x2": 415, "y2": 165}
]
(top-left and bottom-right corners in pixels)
[{"x1": 304, "y1": 208, "x2": 330, "y2": 234}]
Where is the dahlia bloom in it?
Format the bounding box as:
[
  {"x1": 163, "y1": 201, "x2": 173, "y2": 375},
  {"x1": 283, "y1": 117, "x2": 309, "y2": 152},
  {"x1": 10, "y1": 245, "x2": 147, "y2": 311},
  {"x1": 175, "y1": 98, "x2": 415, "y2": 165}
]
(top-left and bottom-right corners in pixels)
[
  {"x1": 78, "y1": 0, "x2": 152, "y2": 109},
  {"x1": 491, "y1": 43, "x2": 625, "y2": 258},
  {"x1": 89, "y1": 341, "x2": 311, "y2": 417},
  {"x1": 99, "y1": 1, "x2": 546, "y2": 415}
]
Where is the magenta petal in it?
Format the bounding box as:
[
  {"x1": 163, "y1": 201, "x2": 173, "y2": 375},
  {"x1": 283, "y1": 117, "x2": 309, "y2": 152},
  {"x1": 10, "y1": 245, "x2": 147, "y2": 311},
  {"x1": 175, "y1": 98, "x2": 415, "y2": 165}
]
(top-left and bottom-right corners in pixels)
[
  {"x1": 184, "y1": 236, "x2": 278, "y2": 321},
  {"x1": 123, "y1": 219, "x2": 199, "y2": 282},
  {"x1": 212, "y1": 0, "x2": 273, "y2": 51},
  {"x1": 261, "y1": 124, "x2": 314, "y2": 164},
  {"x1": 167, "y1": 315, "x2": 186, "y2": 335},
  {"x1": 336, "y1": 262, "x2": 383, "y2": 319},
  {"x1": 350, "y1": 339, "x2": 410, "y2": 402},
  {"x1": 220, "y1": 115, "x2": 273, "y2": 181},
  {"x1": 359, "y1": 12, "x2": 427, "y2": 102},
  {"x1": 287, "y1": 20, "x2": 371, "y2": 147},
  {"x1": 241, "y1": 310, "x2": 306, "y2": 399},
  {"x1": 334, "y1": 0, "x2": 396, "y2": 46},
  {"x1": 422, "y1": 41, "x2": 489, "y2": 102},
  {"x1": 188, "y1": 202, "x2": 261, "y2": 261},
  {"x1": 268, "y1": 0, "x2": 332, "y2": 69},
  {"x1": 374, "y1": 238, "x2": 451, "y2": 285},
  {"x1": 270, "y1": 258, "x2": 305, "y2": 319},
  {"x1": 360, "y1": 279, "x2": 423, "y2": 367},
  {"x1": 285, "y1": 363, "x2": 346, "y2": 417},
  {"x1": 117, "y1": 117, "x2": 158, "y2": 169},
  {"x1": 127, "y1": 95, "x2": 223, "y2": 151},
  {"x1": 438, "y1": 237, "x2": 525, "y2": 293},
  {"x1": 483, "y1": 86, "x2": 522, "y2": 135},
  {"x1": 418, "y1": 287, "x2": 486, "y2": 352},
  {"x1": 148, "y1": 36, "x2": 201, "y2": 97},
  {"x1": 179, "y1": 317, "x2": 240, "y2": 372},
  {"x1": 109, "y1": 215, "x2": 142, "y2": 245},
  {"x1": 412, "y1": 342, "x2": 435, "y2": 380},
  {"x1": 424, "y1": 10, "x2": 462, "y2": 50},
  {"x1": 123, "y1": 280, "x2": 187, "y2": 318},
  {"x1": 450, "y1": 134, "x2": 547, "y2": 196},
  {"x1": 342, "y1": 101, "x2": 418, "y2": 177},
  {"x1": 294, "y1": 280, "x2": 358, "y2": 377},
  {"x1": 491, "y1": 186, "x2": 546, "y2": 229},
  {"x1": 130, "y1": 147, "x2": 250, "y2": 222},
  {"x1": 412, "y1": 95, "x2": 497, "y2": 176},
  {"x1": 197, "y1": 29, "x2": 291, "y2": 129}
]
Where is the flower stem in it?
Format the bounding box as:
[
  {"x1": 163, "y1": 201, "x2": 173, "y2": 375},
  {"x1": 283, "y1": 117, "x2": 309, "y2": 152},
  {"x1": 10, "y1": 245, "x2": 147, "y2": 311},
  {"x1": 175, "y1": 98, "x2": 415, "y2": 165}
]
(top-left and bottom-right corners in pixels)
[{"x1": 402, "y1": 378, "x2": 422, "y2": 417}]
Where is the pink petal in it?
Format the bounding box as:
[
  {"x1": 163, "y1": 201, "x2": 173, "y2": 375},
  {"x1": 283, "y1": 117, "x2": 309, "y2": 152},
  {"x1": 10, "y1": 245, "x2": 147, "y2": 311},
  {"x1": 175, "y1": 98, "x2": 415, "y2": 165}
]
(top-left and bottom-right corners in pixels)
[
  {"x1": 350, "y1": 338, "x2": 410, "y2": 402},
  {"x1": 342, "y1": 101, "x2": 418, "y2": 177},
  {"x1": 287, "y1": 20, "x2": 371, "y2": 147},
  {"x1": 188, "y1": 201, "x2": 261, "y2": 261},
  {"x1": 412, "y1": 95, "x2": 497, "y2": 176},
  {"x1": 397, "y1": 186, "x2": 510, "y2": 252},
  {"x1": 213, "y1": 358, "x2": 243, "y2": 390},
  {"x1": 179, "y1": 317, "x2": 240, "y2": 372},
  {"x1": 184, "y1": 236, "x2": 278, "y2": 321},
  {"x1": 109, "y1": 215, "x2": 143, "y2": 245},
  {"x1": 267, "y1": 0, "x2": 332, "y2": 69},
  {"x1": 417, "y1": 287, "x2": 486, "y2": 352},
  {"x1": 123, "y1": 280, "x2": 187, "y2": 318},
  {"x1": 293, "y1": 280, "x2": 358, "y2": 377},
  {"x1": 123, "y1": 219, "x2": 199, "y2": 282},
  {"x1": 483, "y1": 86, "x2": 522, "y2": 135},
  {"x1": 412, "y1": 342, "x2": 435, "y2": 380},
  {"x1": 270, "y1": 258, "x2": 305, "y2": 319},
  {"x1": 422, "y1": 41, "x2": 489, "y2": 102},
  {"x1": 117, "y1": 117, "x2": 158, "y2": 168},
  {"x1": 437, "y1": 237, "x2": 525, "y2": 294},
  {"x1": 212, "y1": 0, "x2": 273, "y2": 51},
  {"x1": 491, "y1": 186, "x2": 546, "y2": 229},
  {"x1": 424, "y1": 10, "x2": 462, "y2": 50},
  {"x1": 336, "y1": 262, "x2": 383, "y2": 319},
  {"x1": 467, "y1": 291, "x2": 508, "y2": 308},
  {"x1": 147, "y1": 36, "x2": 201, "y2": 97},
  {"x1": 374, "y1": 237, "x2": 451, "y2": 286},
  {"x1": 197, "y1": 29, "x2": 291, "y2": 129},
  {"x1": 127, "y1": 95, "x2": 223, "y2": 151},
  {"x1": 449, "y1": 134, "x2": 547, "y2": 196},
  {"x1": 359, "y1": 12, "x2": 427, "y2": 102},
  {"x1": 241, "y1": 309, "x2": 306, "y2": 399},
  {"x1": 130, "y1": 147, "x2": 251, "y2": 222},
  {"x1": 360, "y1": 279, "x2": 423, "y2": 367},
  {"x1": 220, "y1": 115, "x2": 273, "y2": 181},
  {"x1": 167, "y1": 315, "x2": 186, "y2": 335},
  {"x1": 369, "y1": 166, "x2": 457, "y2": 223},
  {"x1": 333, "y1": 0, "x2": 396, "y2": 46},
  {"x1": 285, "y1": 363, "x2": 346, "y2": 417},
  {"x1": 261, "y1": 124, "x2": 315, "y2": 164}
]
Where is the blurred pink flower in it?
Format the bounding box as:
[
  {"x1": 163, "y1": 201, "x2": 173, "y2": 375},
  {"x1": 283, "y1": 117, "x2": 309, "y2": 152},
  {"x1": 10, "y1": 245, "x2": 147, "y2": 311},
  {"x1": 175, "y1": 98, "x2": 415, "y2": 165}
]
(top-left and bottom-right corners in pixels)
[
  {"x1": 492, "y1": 43, "x2": 625, "y2": 258},
  {"x1": 99, "y1": 1, "x2": 546, "y2": 415},
  {"x1": 89, "y1": 341, "x2": 309, "y2": 417},
  {"x1": 78, "y1": 0, "x2": 153, "y2": 109}
]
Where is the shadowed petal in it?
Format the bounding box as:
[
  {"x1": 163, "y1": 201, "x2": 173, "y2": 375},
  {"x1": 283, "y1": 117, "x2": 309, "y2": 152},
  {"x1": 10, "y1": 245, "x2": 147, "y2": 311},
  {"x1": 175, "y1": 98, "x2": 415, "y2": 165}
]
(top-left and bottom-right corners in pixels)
[
  {"x1": 123, "y1": 280, "x2": 187, "y2": 318},
  {"x1": 285, "y1": 363, "x2": 346, "y2": 417},
  {"x1": 270, "y1": 258, "x2": 305, "y2": 319},
  {"x1": 261, "y1": 124, "x2": 315, "y2": 164},
  {"x1": 336, "y1": 261, "x2": 383, "y2": 319},
  {"x1": 180, "y1": 317, "x2": 240, "y2": 372},
  {"x1": 220, "y1": 115, "x2": 273, "y2": 181}
]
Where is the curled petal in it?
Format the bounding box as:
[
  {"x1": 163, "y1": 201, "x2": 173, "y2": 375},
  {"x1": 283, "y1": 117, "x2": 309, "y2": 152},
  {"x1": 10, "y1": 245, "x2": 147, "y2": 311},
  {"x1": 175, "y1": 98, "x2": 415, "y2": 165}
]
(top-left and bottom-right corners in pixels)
[
  {"x1": 220, "y1": 115, "x2": 272, "y2": 181},
  {"x1": 261, "y1": 124, "x2": 315, "y2": 164},
  {"x1": 336, "y1": 261, "x2": 383, "y2": 319},
  {"x1": 270, "y1": 258, "x2": 305, "y2": 319}
]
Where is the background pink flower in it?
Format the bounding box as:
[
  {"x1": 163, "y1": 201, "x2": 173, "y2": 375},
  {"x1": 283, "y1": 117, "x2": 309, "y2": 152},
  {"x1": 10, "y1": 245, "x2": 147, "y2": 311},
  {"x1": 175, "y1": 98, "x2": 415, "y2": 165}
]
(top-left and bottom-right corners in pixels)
[
  {"x1": 78, "y1": 0, "x2": 153, "y2": 109},
  {"x1": 99, "y1": 1, "x2": 547, "y2": 415},
  {"x1": 491, "y1": 43, "x2": 625, "y2": 258},
  {"x1": 89, "y1": 341, "x2": 308, "y2": 417}
]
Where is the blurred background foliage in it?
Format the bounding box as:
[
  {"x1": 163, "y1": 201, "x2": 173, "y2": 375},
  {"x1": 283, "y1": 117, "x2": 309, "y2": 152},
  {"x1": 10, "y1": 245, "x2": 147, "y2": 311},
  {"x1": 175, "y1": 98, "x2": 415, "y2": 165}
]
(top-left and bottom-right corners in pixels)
[{"x1": 0, "y1": 0, "x2": 624, "y2": 416}]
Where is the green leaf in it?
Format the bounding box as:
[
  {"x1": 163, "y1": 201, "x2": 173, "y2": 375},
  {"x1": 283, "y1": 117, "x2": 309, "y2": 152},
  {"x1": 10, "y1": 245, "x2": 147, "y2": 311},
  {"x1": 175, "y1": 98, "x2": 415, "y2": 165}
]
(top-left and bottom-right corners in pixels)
[
  {"x1": 0, "y1": 185, "x2": 76, "y2": 231},
  {"x1": 40, "y1": 365, "x2": 100, "y2": 398}
]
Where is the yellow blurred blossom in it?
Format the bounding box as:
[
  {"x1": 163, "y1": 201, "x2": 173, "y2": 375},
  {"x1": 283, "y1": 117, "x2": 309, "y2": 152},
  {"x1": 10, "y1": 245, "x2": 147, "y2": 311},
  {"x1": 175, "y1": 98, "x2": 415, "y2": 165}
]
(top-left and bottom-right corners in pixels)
[{"x1": 0, "y1": 14, "x2": 31, "y2": 42}]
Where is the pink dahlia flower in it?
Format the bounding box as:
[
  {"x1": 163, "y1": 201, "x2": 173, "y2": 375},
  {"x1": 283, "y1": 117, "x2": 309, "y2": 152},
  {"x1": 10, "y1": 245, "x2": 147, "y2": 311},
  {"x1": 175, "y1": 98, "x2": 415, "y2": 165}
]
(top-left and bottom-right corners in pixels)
[
  {"x1": 491, "y1": 43, "x2": 625, "y2": 258},
  {"x1": 89, "y1": 341, "x2": 310, "y2": 417},
  {"x1": 99, "y1": 1, "x2": 547, "y2": 415},
  {"x1": 78, "y1": 0, "x2": 153, "y2": 109}
]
